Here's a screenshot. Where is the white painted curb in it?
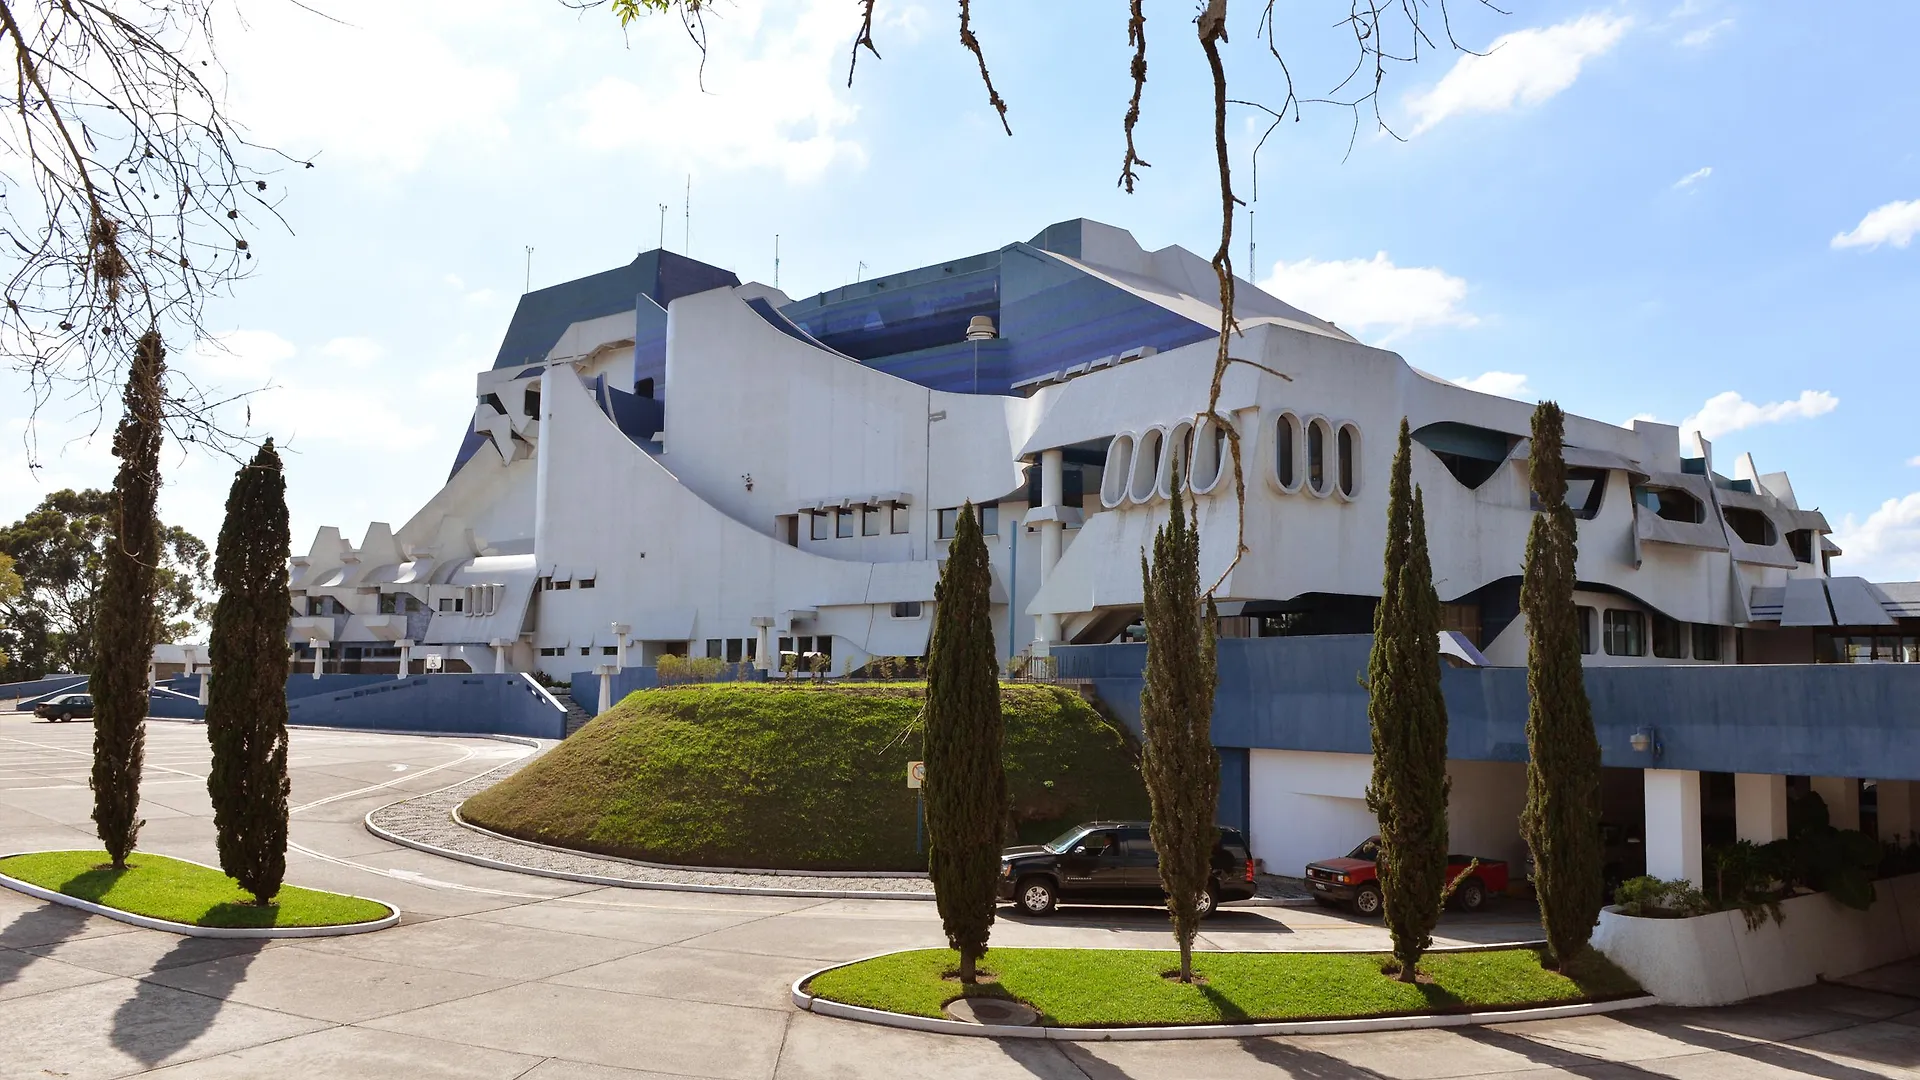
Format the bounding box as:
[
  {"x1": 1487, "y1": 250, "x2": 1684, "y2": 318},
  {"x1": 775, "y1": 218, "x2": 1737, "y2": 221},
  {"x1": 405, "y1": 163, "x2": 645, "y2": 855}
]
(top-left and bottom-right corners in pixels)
[
  {"x1": 0, "y1": 851, "x2": 399, "y2": 939},
  {"x1": 789, "y1": 951, "x2": 1658, "y2": 1041}
]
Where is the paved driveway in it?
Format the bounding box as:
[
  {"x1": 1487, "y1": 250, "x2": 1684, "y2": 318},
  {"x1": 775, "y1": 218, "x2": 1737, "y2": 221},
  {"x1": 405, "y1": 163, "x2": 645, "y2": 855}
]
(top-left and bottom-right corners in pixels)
[{"x1": 2, "y1": 713, "x2": 1918, "y2": 1078}]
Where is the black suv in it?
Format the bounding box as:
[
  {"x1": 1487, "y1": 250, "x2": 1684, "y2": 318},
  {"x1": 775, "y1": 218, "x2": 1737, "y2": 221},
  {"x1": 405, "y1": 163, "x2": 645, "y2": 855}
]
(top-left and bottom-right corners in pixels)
[{"x1": 997, "y1": 821, "x2": 1256, "y2": 917}]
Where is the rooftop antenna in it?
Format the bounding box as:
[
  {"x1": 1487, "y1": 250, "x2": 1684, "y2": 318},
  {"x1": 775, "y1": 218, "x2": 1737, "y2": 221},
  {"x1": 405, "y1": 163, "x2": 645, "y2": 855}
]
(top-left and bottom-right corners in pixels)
[
  {"x1": 657, "y1": 204, "x2": 668, "y2": 252},
  {"x1": 1248, "y1": 206, "x2": 1255, "y2": 282},
  {"x1": 683, "y1": 174, "x2": 691, "y2": 255},
  {"x1": 774, "y1": 234, "x2": 780, "y2": 289},
  {"x1": 523, "y1": 246, "x2": 533, "y2": 293},
  {"x1": 856, "y1": 260, "x2": 868, "y2": 282}
]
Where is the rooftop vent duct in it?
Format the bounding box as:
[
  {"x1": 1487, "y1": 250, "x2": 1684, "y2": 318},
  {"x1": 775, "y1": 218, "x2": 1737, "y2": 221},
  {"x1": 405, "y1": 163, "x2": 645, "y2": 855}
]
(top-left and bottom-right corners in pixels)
[{"x1": 965, "y1": 315, "x2": 998, "y2": 341}]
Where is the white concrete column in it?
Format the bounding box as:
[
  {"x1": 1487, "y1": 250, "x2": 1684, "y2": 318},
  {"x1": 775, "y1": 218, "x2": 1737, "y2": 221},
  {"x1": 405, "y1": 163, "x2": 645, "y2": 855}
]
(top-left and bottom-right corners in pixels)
[
  {"x1": 1033, "y1": 448, "x2": 1065, "y2": 650},
  {"x1": 1877, "y1": 781, "x2": 1913, "y2": 842},
  {"x1": 612, "y1": 623, "x2": 632, "y2": 669},
  {"x1": 1812, "y1": 776, "x2": 1861, "y2": 831},
  {"x1": 752, "y1": 617, "x2": 774, "y2": 673},
  {"x1": 397, "y1": 639, "x2": 413, "y2": 680},
  {"x1": 1645, "y1": 768, "x2": 1703, "y2": 887},
  {"x1": 310, "y1": 640, "x2": 324, "y2": 679},
  {"x1": 198, "y1": 670, "x2": 210, "y2": 706},
  {"x1": 1734, "y1": 773, "x2": 1788, "y2": 844},
  {"x1": 492, "y1": 640, "x2": 510, "y2": 673},
  {"x1": 593, "y1": 663, "x2": 617, "y2": 714}
]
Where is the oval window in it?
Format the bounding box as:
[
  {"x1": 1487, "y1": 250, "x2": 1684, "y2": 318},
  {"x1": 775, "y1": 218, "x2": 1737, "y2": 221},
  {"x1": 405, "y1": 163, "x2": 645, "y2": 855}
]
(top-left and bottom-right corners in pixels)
[
  {"x1": 1101, "y1": 434, "x2": 1134, "y2": 508},
  {"x1": 1337, "y1": 424, "x2": 1358, "y2": 498},
  {"x1": 1307, "y1": 418, "x2": 1331, "y2": 496},
  {"x1": 1191, "y1": 417, "x2": 1229, "y2": 494},
  {"x1": 1273, "y1": 412, "x2": 1299, "y2": 492},
  {"x1": 1131, "y1": 427, "x2": 1165, "y2": 503},
  {"x1": 1161, "y1": 421, "x2": 1194, "y2": 499}
]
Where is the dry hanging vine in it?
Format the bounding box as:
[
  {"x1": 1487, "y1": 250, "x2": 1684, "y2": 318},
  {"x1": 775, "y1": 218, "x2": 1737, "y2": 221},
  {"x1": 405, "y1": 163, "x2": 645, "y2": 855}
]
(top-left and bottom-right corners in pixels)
[{"x1": 582, "y1": 0, "x2": 1505, "y2": 592}]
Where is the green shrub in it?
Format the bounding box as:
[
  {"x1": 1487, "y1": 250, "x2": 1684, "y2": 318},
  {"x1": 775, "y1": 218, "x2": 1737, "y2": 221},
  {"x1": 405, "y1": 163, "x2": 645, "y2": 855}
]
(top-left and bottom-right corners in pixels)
[{"x1": 1613, "y1": 876, "x2": 1708, "y2": 919}]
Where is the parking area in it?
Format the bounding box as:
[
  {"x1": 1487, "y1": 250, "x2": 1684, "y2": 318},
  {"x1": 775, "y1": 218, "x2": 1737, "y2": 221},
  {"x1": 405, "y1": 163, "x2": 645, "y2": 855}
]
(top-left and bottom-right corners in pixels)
[{"x1": 3, "y1": 712, "x2": 1919, "y2": 1078}]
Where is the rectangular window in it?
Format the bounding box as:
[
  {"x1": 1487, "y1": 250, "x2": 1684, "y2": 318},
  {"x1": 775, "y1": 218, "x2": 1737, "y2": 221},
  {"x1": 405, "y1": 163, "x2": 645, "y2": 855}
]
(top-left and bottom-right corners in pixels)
[
  {"x1": 778, "y1": 636, "x2": 793, "y2": 653},
  {"x1": 778, "y1": 515, "x2": 799, "y2": 547},
  {"x1": 810, "y1": 512, "x2": 829, "y2": 541},
  {"x1": 540, "y1": 576, "x2": 553, "y2": 591},
  {"x1": 890, "y1": 502, "x2": 910, "y2": 534},
  {"x1": 554, "y1": 579, "x2": 571, "y2": 591},
  {"x1": 726, "y1": 639, "x2": 744, "y2": 663},
  {"x1": 1787, "y1": 530, "x2": 1814, "y2": 564},
  {"x1": 862, "y1": 507, "x2": 881, "y2": 536},
  {"x1": 1576, "y1": 606, "x2": 1595, "y2": 655},
  {"x1": 539, "y1": 647, "x2": 558, "y2": 657},
  {"x1": 603, "y1": 646, "x2": 618, "y2": 656},
  {"x1": 1439, "y1": 602, "x2": 1482, "y2": 649},
  {"x1": 836, "y1": 509, "x2": 855, "y2": 538},
  {"x1": 706, "y1": 638, "x2": 723, "y2": 659},
  {"x1": 580, "y1": 647, "x2": 590, "y2": 656},
  {"x1": 796, "y1": 636, "x2": 813, "y2": 654},
  {"x1": 579, "y1": 578, "x2": 595, "y2": 589},
  {"x1": 379, "y1": 593, "x2": 398, "y2": 614},
  {"x1": 1692, "y1": 624, "x2": 1722, "y2": 662},
  {"x1": 1651, "y1": 615, "x2": 1685, "y2": 659},
  {"x1": 438, "y1": 598, "x2": 454, "y2": 612},
  {"x1": 1604, "y1": 610, "x2": 1646, "y2": 657},
  {"x1": 892, "y1": 601, "x2": 923, "y2": 619},
  {"x1": 937, "y1": 507, "x2": 959, "y2": 539},
  {"x1": 979, "y1": 505, "x2": 998, "y2": 536}
]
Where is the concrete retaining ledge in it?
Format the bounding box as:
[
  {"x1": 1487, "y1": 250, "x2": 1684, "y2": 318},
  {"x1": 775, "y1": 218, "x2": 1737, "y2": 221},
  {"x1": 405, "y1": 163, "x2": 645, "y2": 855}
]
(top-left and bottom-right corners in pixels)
[
  {"x1": 1593, "y1": 871, "x2": 1920, "y2": 1006},
  {"x1": 789, "y1": 954, "x2": 1657, "y2": 1041},
  {"x1": 0, "y1": 852, "x2": 399, "y2": 940}
]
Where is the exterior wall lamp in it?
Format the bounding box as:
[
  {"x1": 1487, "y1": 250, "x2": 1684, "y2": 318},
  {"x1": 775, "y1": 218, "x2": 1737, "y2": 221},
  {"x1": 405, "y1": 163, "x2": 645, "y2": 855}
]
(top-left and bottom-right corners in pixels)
[{"x1": 1631, "y1": 725, "x2": 1664, "y2": 764}]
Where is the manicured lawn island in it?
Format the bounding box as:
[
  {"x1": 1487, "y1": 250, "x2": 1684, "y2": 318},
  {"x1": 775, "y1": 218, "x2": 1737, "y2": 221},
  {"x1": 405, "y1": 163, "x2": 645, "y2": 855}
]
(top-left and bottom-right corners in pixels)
[
  {"x1": 0, "y1": 851, "x2": 394, "y2": 932},
  {"x1": 804, "y1": 946, "x2": 1643, "y2": 1028}
]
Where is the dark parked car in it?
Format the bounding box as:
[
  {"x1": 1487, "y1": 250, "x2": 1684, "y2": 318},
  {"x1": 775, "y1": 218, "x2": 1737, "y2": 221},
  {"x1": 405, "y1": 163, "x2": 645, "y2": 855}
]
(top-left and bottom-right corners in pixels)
[
  {"x1": 34, "y1": 693, "x2": 93, "y2": 722},
  {"x1": 997, "y1": 821, "x2": 1256, "y2": 917}
]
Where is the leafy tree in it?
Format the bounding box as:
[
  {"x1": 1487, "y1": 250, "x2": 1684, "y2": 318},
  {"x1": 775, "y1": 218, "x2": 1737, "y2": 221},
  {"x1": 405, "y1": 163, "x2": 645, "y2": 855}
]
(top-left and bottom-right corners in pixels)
[
  {"x1": 91, "y1": 330, "x2": 166, "y2": 869},
  {"x1": 1519, "y1": 401, "x2": 1604, "y2": 970},
  {"x1": 923, "y1": 501, "x2": 1005, "y2": 985},
  {"x1": 0, "y1": 554, "x2": 20, "y2": 669},
  {"x1": 206, "y1": 439, "x2": 292, "y2": 904},
  {"x1": 1139, "y1": 483, "x2": 1219, "y2": 984},
  {"x1": 0, "y1": 489, "x2": 210, "y2": 680},
  {"x1": 1365, "y1": 420, "x2": 1451, "y2": 982}
]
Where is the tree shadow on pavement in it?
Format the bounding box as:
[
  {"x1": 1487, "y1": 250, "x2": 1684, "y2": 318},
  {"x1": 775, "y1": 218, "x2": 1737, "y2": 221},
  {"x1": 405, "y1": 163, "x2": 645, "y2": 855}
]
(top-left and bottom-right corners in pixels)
[
  {"x1": 1455, "y1": 1023, "x2": 1703, "y2": 1078},
  {"x1": 1241, "y1": 1038, "x2": 1395, "y2": 1078},
  {"x1": 0, "y1": 902, "x2": 99, "y2": 992},
  {"x1": 1611, "y1": 1006, "x2": 1919, "y2": 1079},
  {"x1": 995, "y1": 1037, "x2": 1104, "y2": 1080},
  {"x1": 110, "y1": 936, "x2": 266, "y2": 1068}
]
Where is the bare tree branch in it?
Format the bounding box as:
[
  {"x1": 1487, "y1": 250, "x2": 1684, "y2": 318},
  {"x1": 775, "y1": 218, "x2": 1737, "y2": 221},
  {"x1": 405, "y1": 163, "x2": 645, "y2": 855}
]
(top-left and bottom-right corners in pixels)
[
  {"x1": 848, "y1": 0, "x2": 879, "y2": 88},
  {"x1": 956, "y1": 0, "x2": 1009, "y2": 136},
  {"x1": 1117, "y1": 0, "x2": 1148, "y2": 192}
]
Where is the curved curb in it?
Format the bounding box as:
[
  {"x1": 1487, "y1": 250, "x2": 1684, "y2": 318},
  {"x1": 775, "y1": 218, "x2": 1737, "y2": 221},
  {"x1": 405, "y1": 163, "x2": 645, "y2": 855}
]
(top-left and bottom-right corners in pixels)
[
  {"x1": 789, "y1": 953, "x2": 1659, "y2": 1041},
  {"x1": 0, "y1": 852, "x2": 399, "y2": 940}
]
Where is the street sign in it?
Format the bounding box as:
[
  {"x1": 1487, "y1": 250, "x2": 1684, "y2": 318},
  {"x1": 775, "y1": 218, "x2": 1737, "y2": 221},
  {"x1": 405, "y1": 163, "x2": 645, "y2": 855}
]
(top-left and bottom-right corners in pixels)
[
  {"x1": 906, "y1": 761, "x2": 925, "y2": 789},
  {"x1": 425, "y1": 654, "x2": 444, "y2": 672}
]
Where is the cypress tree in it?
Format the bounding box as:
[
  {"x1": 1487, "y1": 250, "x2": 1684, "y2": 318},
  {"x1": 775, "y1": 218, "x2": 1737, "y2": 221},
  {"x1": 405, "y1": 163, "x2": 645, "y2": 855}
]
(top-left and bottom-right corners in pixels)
[
  {"x1": 1365, "y1": 419, "x2": 1451, "y2": 982},
  {"x1": 91, "y1": 330, "x2": 166, "y2": 869},
  {"x1": 1520, "y1": 401, "x2": 1605, "y2": 970},
  {"x1": 1139, "y1": 483, "x2": 1219, "y2": 983},
  {"x1": 206, "y1": 440, "x2": 293, "y2": 904},
  {"x1": 923, "y1": 501, "x2": 1005, "y2": 984}
]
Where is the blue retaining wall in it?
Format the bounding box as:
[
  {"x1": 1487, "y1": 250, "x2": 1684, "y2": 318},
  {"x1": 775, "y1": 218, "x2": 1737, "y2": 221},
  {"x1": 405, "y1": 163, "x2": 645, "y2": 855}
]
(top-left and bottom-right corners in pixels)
[
  {"x1": 1056, "y1": 636, "x2": 1920, "y2": 781},
  {"x1": 3, "y1": 675, "x2": 89, "y2": 706},
  {"x1": 569, "y1": 666, "x2": 769, "y2": 717},
  {"x1": 285, "y1": 674, "x2": 564, "y2": 739}
]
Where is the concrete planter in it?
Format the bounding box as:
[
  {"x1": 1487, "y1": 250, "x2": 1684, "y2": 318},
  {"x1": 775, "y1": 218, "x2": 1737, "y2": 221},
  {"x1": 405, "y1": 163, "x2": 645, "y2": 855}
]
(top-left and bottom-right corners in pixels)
[{"x1": 1591, "y1": 872, "x2": 1920, "y2": 1006}]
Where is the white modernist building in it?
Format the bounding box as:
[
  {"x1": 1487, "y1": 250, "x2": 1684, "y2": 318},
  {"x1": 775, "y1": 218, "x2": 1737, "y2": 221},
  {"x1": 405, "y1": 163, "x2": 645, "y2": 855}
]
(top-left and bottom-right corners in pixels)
[{"x1": 287, "y1": 219, "x2": 1918, "y2": 885}]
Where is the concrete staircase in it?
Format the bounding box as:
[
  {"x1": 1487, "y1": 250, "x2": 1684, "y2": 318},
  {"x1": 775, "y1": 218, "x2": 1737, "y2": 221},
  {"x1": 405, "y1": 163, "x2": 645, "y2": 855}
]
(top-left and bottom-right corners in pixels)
[{"x1": 552, "y1": 689, "x2": 594, "y2": 737}]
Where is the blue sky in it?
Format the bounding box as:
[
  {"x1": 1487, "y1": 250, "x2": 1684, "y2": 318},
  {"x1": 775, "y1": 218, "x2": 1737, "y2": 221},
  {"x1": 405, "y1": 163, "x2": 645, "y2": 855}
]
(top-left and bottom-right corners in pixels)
[{"x1": 4, "y1": 0, "x2": 1917, "y2": 581}]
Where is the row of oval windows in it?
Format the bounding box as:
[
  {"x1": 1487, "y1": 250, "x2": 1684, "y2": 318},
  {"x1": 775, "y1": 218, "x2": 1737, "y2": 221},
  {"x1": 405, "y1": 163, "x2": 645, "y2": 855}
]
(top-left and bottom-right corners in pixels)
[{"x1": 1098, "y1": 411, "x2": 1362, "y2": 509}]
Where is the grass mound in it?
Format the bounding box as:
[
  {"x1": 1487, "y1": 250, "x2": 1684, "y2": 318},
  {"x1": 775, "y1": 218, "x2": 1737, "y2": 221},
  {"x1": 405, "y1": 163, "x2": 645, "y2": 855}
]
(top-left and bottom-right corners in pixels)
[
  {"x1": 462, "y1": 682, "x2": 1148, "y2": 871},
  {"x1": 0, "y1": 851, "x2": 392, "y2": 929},
  {"x1": 805, "y1": 946, "x2": 1642, "y2": 1027}
]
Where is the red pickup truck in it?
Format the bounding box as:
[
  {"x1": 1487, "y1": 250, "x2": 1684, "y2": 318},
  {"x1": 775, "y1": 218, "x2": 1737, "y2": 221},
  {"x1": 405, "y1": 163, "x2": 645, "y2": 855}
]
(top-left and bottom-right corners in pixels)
[{"x1": 1304, "y1": 837, "x2": 1508, "y2": 917}]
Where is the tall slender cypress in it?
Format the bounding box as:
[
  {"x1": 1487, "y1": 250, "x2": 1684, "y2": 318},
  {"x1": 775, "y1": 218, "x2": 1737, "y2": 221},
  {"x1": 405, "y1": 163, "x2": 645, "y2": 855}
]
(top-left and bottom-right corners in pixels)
[
  {"x1": 1520, "y1": 401, "x2": 1605, "y2": 970},
  {"x1": 1139, "y1": 483, "x2": 1219, "y2": 983},
  {"x1": 206, "y1": 440, "x2": 292, "y2": 904},
  {"x1": 1365, "y1": 419, "x2": 1451, "y2": 982},
  {"x1": 923, "y1": 502, "x2": 1005, "y2": 984},
  {"x1": 91, "y1": 330, "x2": 166, "y2": 868}
]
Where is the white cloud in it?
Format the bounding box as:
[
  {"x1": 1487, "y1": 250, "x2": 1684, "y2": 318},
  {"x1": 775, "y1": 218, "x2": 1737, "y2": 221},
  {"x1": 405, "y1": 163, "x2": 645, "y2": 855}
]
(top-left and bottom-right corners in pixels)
[
  {"x1": 1677, "y1": 390, "x2": 1839, "y2": 440},
  {"x1": 1407, "y1": 14, "x2": 1631, "y2": 134},
  {"x1": 1452, "y1": 372, "x2": 1534, "y2": 400},
  {"x1": 1258, "y1": 253, "x2": 1478, "y2": 344},
  {"x1": 1908, "y1": 455, "x2": 1920, "y2": 468},
  {"x1": 186, "y1": 330, "x2": 299, "y2": 383},
  {"x1": 569, "y1": 0, "x2": 865, "y2": 182},
  {"x1": 219, "y1": 1, "x2": 523, "y2": 175},
  {"x1": 1679, "y1": 18, "x2": 1733, "y2": 46},
  {"x1": 1674, "y1": 166, "x2": 1713, "y2": 189},
  {"x1": 319, "y1": 338, "x2": 385, "y2": 370},
  {"x1": 1832, "y1": 199, "x2": 1920, "y2": 251},
  {"x1": 1837, "y1": 494, "x2": 1920, "y2": 582}
]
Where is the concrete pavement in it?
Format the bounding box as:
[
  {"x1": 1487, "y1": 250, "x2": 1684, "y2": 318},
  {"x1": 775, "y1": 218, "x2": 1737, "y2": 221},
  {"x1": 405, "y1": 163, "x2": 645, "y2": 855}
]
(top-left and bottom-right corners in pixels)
[{"x1": 3, "y1": 712, "x2": 1919, "y2": 1078}]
